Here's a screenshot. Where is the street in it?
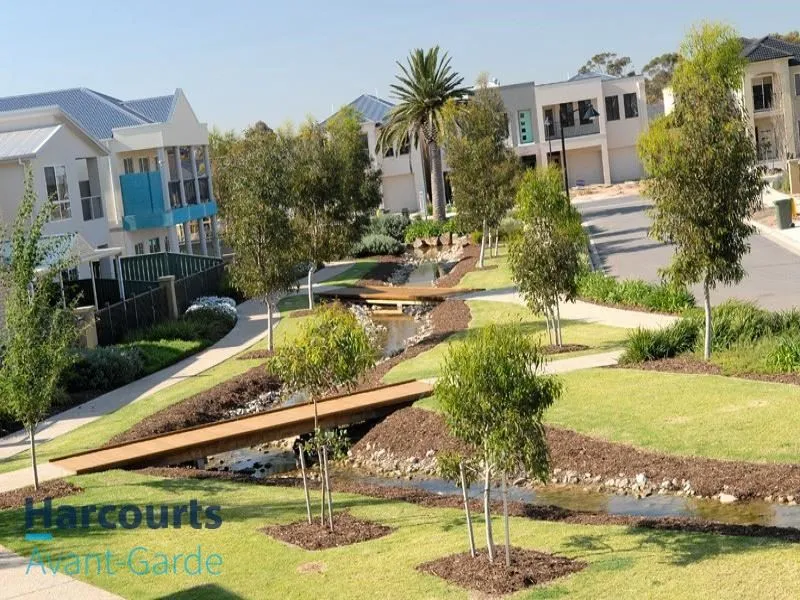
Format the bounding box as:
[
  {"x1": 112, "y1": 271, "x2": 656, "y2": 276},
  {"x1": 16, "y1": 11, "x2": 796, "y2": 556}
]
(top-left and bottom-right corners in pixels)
[{"x1": 578, "y1": 195, "x2": 800, "y2": 310}]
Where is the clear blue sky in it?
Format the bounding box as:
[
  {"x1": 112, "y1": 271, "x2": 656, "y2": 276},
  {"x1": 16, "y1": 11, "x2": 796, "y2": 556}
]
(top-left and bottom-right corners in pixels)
[{"x1": 0, "y1": 1, "x2": 794, "y2": 131}]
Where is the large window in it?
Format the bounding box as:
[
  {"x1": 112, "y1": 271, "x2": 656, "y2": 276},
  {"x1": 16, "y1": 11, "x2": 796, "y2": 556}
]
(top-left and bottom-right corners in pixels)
[
  {"x1": 148, "y1": 237, "x2": 161, "y2": 254},
  {"x1": 76, "y1": 158, "x2": 103, "y2": 221},
  {"x1": 623, "y1": 93, "x2": 639, "y2": 118},
  {"x1": 138, "y1": 157, "x2": 151, "y2": 173},
  {"x1": 79, "y1": 181, "x2": 103, "y2": 221},
  {"x1": 578, "y1": 100, "x2": 594, "y2": 125},
  {"x1": 134, "y1": 242, "x2": 144, "y2": 256},
  {"x1": 44, "y1": 165, "x2": 71, "y2": 221},
  {"x1": 544, "y1": 108, "x2": 555, "y2": 138},
  {"x1": 753, "y1": 76, "x2": 773, "y2": 111},
  {"x1": 517, "y1": 109, "x2": 533, "y2": 143},
  {"x1": 559, "y1": 103, "x2": 575, "y2": 128},
  {"x1": 605, "y1": 95, "x2": 620, "y2": 121},
  {"x1": 123, "y1": 158, "x2": 134, "y2": 174}
]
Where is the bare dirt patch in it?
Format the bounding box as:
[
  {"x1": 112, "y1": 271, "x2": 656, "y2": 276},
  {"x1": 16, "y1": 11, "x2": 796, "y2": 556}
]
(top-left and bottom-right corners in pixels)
[
  {"x1": 261, "y1": 512, "x2": 393, "y2": 550},
  {"x1": 108, "y1": 367, "x2": 281, "y2": 445},
  {"x1": 0, "y1": 479, "x2": 82, "y2": 510},
  {"x1": 435, "y1": 244, "x2": 479, "y2": 288},
  {"x1": 616, "y1": 356, "x2": 800, "y2": 386},
  {"x1": 418, "y1": 548, "x2": 586, "y2": 595}
]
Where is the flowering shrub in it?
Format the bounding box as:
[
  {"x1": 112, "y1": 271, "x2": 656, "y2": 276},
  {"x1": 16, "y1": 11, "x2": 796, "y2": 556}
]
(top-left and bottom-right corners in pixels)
[{"x1": 185, "y1": 296, "x2": 238, "y2": 324}]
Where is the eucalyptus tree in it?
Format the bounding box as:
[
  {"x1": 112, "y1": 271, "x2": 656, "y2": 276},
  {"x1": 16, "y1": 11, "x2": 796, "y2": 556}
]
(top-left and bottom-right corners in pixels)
[{"x1": 378, "y1": 46, "x2": 470, "y2": 221}]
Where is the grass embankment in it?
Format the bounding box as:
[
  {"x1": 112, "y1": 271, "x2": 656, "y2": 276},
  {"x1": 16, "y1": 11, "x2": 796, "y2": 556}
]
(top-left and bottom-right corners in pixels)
[
  {"x1": 384, "y1": 300, "x2": 628, "y2": 383},
  {"x1": 1, "y1": 470, "x2": 799, "y2": 599},
  {"x1": 456, "y1": 245, "x2": 513, "y2": 291}
]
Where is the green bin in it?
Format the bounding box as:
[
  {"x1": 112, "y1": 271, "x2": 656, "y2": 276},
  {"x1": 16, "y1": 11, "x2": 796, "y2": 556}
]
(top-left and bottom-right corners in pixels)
[{"x1": 774, "y1": 198, "x2": 793, "y2": 230}]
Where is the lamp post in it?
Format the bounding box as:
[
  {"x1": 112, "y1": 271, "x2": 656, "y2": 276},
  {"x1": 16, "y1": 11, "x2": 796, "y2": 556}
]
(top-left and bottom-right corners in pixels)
[{"x1": 544, "y1": 104, "x2": 600, "y2": 201}]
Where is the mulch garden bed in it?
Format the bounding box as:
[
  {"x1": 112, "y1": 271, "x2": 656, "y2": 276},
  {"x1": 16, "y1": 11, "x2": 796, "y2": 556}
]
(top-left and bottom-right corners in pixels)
[
  {"x1": 617, "y1": 356, "x2": 800, "y2": 386},
  {"x1": 0, "y1": 479, "x2": 82, "y2": 510},
  {"x1": 351, "y1": 406, "x2": 800, "y2": 502},
  {"x1": 543, "y1": 343, "x2": 589, "y2": 355},
  {"x1": 107, "y1": 366, "x2": 281, "y2": 445},
  {"x1": 136, "y1": 466, "x2": 800, "y2": 543},
  {"x1": 237, "y1": 349, "x2": 273, "y2": 361},
  {"x1": 434, "y1": 244, "x2": 479, "y2": 288},
  {"x1": 261, "y1": 512, "x2": 393, "y2": 550},
  {"x1": 355, "y1": 299, "x2": 471, "y2": 390},
  {"x1": 418, "y1": 548, "x2": 586, "y2": 594},
  {"x1": 356, "y1": 255, "x2": 407, "y2": 287}
]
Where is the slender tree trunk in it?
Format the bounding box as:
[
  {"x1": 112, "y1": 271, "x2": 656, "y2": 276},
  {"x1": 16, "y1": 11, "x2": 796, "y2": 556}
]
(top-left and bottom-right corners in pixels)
[
  {"x1": 483, "y1": 461, "x2": 495, "y2": 563},
  {"x1": 265, "y1": 297, "x2": 274, "y2": 352},
  {"x1": 318, "y1": 448, "x2": 326, "y2": 527},
  {"x1": 460, "y1": 462, "x2": 476, "y2": 557},
  {"x1": 545, "y1": 310, "x2": 553, "y2": 346},
  {"x1": 703, "y1": 279, "x2": 712, "y2": 361},
  {"x1": 28, "y1": 426, "x2": 39, "y2": 491},
  {"x1": 479, "y1": 220, "x2": 487, "y2": 269},
  {"x1": 494, "y1": 229, "x2": 500, "y2": 257},
  {"x1": 502, "y1": 474, "x2": 511, "y2": 567},
  {"x1": 429, "y1": 139, "x2": 447, "y2": 222},
  {"x1": 555, "y1": 298, "x2": 563, "y2": 347},
  {"x1": 487, "y1": 230, "x2": 493, "y2": 258},
  {"x1": 307, "y1": 265, "x2": 314, "y2": 310},
  {"x1": 298, "y1": 443, "x2": 312, "y2": 524},
  {"x1": 323, "y1": 446, "x2": 334, "y2": 532}
]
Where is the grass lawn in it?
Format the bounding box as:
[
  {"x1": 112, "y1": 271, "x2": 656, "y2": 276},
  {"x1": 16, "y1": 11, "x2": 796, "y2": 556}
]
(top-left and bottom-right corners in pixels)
[
  {"x1": 1, "y1": 470, "x2": 798, "y2": 599},
  {"x1": 384, "y1": 300, "x2": 628, "y2": 384},
  {"x1": 546, "y1": 368, "x2": 800, "y2": 464},
  {"x1": 277, "y1": 259, "x2": 380, "y2": 312},
  {"x1": 457, "y1": 245, "x2": 513, "y2": 291},
  {"x1": 0, "y1": 315, "x2": 310, "y2": 475}
]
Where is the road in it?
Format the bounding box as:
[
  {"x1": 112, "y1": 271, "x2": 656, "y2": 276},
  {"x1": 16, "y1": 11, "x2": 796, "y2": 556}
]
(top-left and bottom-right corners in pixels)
[{"x1": 578, "y1": 195, "x2": 800, "y2": 310}]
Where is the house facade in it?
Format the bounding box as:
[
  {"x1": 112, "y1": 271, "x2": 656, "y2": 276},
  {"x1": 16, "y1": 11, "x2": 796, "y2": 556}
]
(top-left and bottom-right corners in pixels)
[{"x1": 0, "y1": 87, "x2": 220, "y2": 283}]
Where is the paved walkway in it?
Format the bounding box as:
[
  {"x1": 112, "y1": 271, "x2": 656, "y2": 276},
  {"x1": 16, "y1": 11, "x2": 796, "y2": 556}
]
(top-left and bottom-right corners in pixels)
[{"x1": 0, "y1": 262, "x2": 354, "y2": 462}]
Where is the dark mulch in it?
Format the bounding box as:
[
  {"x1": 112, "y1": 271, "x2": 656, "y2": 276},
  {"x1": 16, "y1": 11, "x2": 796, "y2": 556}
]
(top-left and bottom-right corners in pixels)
[
  {"x1": 434, "y1": 244, "x2": 480, "y2": 288},
  {"x1": 261, "y1": 512, "x2": 393, "y2": 550},
  {"x1": 0, "y1": 479, "x2": 82, "y2": 510},
  {"x1": 137, "y1": 467, "x2": 800, "y2": 543},
  {"x1": 108, "y1": 367, "x2": 281, "y2": 445},
  {"x1": 357, "y1": 255, "x2": 407, "y2": 287},
  {"x1": 352, "y1": 406, "x2": 800, "y2": 501},
  {"x1": 418, "y1": 548, "x2": 586, "y2": 594},
  {"x1": 617, "y1": 356, "x2": 800, "y2": 386},
  {"x1": 237, "y1": 349, "x2": 274, "y2": 361},
  {"x1": 355, "y1": 299, "x2": 471, "y2": 390},
  {"x1": 543, "y1": 343, "x2": 589, "y2": 355}
]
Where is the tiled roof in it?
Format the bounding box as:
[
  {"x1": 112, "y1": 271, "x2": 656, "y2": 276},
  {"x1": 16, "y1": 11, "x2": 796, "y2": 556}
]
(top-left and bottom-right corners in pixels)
[
  {"x1": 327, "y1": 94, "x2": 394, "y2": 124},
  {"x1": 741, "y1": 36, "x2": 800, "y2": 64},
  {"x1": 0, "y1": 88, "x2": 177, "y2": 140},
  {"x1": 0, "y1": 125, "x2": 61, "y2": 161}
]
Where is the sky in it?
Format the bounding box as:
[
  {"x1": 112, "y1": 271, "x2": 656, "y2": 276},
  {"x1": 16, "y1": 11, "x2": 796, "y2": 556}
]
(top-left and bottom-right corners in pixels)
[{"x1": 0, "y1": 1, "x2": 795, "y2": 131}]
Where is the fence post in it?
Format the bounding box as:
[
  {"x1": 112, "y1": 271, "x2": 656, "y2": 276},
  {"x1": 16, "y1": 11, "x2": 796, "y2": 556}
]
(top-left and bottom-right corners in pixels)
[
  {"x1": 75, "y1": 306, "x2": 98, "y2": 349},
  {"x1": 159, "y1": 275, "x2": 180, "y2": 320}
]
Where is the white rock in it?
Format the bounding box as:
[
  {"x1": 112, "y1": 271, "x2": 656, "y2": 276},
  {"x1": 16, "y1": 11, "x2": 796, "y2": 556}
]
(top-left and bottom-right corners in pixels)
[
  {"x1": 718, "y1": 493, "x2": 737, "y2": 504},
  {"x1": 635, "y1": 473, "x2": 647, "y2": 487}
]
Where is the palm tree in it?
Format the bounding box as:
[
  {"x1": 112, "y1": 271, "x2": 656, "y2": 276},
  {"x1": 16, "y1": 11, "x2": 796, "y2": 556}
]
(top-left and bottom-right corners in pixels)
[{"x1": 378, "y1": 47, "x2": 469, "y2": 221}]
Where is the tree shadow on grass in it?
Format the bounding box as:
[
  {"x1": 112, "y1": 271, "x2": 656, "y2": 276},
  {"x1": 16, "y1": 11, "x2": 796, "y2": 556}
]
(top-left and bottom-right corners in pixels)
[{"x1": 158, "y1": 584, "x2": 245, "y2": 599}]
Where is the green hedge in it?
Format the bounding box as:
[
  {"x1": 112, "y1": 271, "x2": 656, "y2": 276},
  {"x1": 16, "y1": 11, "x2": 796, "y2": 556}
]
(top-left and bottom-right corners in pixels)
[
  {"x1": 351, "y1": 233, "x2": 405, "y2": 257},
  {"x1": 367, "y1": 213, "x2": 409, "y2": 242},
  {"x1": 577, "y1": 271, "x2": 695, "y2": 314}
]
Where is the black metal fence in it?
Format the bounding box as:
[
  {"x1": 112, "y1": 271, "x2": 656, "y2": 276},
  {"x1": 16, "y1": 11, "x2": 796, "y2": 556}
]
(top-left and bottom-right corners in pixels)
[{"x1": 175, "y1": 263, "x2": 225, "y2": 313}]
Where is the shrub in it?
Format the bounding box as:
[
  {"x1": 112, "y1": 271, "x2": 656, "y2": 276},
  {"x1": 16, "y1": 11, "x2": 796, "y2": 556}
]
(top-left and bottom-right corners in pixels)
[
  {"x1": 498, "y1": 215, "x2": 522, "y2": 240},
  {"x1": 63, "y1": 346, "x2": 145, "y2": 393},
  {"x1": 185, "y1": 296, "x2": 238, "y2": 324},
  {"x1": 404, "y1": 220, "x2": 443, "y2": 243},
  {"x1": 682, "y1": 300, "x2": 780, "y2": 352},
  {"x1": 577, "y1": 271, "x2": 695, "y2": 314},
  {"x1": 441, "y1": 216, "x2": 467, "y2": 235},
  {"x1": 620, "y1": 319, "x2": 699, "y2": 364},
  {"x1": 351, "y1": 233, "x2": 405, "y2": 257},
  {"x1": 469, "y1": 230, "x2": 483, "y2": 245},
  {"x1": 367, "y1": 213, "x2": 409, "y2": 242},
  {"x1": 766, "y1": 335, "x2": 800, "y2": 372}
]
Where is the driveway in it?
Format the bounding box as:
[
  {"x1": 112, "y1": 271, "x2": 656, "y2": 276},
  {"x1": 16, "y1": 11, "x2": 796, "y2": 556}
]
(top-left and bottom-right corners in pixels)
[{"x1": 578, "y1": 195, "x2": 800, "y2": 310}]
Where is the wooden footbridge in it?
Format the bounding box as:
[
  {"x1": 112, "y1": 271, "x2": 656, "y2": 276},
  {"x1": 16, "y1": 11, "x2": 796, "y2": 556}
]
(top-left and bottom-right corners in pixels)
[
  {"x1": 51, "y1": 380, "x2": 433, "y2": 475},
  {"x1": 316, "y1": 284, "x2": 475, "y2": 308}
]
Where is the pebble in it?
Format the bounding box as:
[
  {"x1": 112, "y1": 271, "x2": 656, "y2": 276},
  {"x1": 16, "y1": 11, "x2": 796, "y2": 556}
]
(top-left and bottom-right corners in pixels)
[{"x1": 718, "y1": 493, "x2": 737, "y2": 504}]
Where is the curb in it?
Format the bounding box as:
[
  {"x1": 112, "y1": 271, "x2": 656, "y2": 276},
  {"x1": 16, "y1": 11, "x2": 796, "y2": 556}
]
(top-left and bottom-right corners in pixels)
[
  {"x1": 583, "y1": 226, "x2": 604, "y2": 272},
  {"x1": 749, "y1": 219, "x2": 800, "y2": 258}
]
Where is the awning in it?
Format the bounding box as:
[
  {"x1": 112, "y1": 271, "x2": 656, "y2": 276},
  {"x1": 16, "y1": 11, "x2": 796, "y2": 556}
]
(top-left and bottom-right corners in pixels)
[{"x1": 0, "y1": 125, "x2": 61, "y2": 162}]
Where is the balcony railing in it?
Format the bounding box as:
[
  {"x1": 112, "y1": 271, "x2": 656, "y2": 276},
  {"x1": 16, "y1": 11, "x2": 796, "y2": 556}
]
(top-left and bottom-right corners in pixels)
[{"x1": 544, "y1": 121, "x2": 601, "y2": 141}]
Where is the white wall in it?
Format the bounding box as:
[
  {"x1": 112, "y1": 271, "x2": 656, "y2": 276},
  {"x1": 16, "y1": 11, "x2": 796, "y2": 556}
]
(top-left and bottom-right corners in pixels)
[
  {"x1": 609, "y1": 146, "x2": 644, "y2": 182},
  {"x1": 381, "y1": 174, "x2": 418, "y2": 213}
]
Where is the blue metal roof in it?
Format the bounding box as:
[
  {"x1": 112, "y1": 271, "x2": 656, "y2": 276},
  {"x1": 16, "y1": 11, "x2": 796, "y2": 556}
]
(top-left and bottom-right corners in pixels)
[
  {"x1": 0, "y1": 88, "x2": 177, "y2": 140},
  {"x1": 325, "y1": 94, "x2": 394, "y2": 125}
]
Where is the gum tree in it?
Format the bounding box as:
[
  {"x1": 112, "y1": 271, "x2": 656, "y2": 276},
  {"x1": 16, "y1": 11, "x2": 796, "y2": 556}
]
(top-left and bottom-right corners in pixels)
[
  {"x1": 442, "y1": 76, "x2": 520, "y2": 267},
  {"x1": 0, "y1": 169, "x2": 77, "y2": 489},
  {"x1": 435, "y1": 325, "x2": 561, "y2": 566},
  {"x1": 216, "y1": 126, "x2": 298, "y2": 351},
  {"x1": 290, "y1": 108, "x2": 381, "y2": 309},
  {"x1": 638, "y1": 23, "x2": 765, "y2": 360},
  {"x1": 509, "y1": 167, "x2": 585, "y2": 347},
  {"x1": 267, "y1": 303, "x2": 376, "y2": 528}
]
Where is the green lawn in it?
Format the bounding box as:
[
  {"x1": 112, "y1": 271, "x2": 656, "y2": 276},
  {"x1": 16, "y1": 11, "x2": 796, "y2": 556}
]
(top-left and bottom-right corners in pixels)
[
  {"x1": 0, "y1": 315, "x2": 309, "y2": 475},
  {"x1": 457, "y1": 245, "x2": 514, "y2": 290},
  {"x1": 547, "y1": 368, "x2": 800, "y2": 464},
  {"x1": 277, "y1": 259, "x2": 380, "y2": 312},
  {"x1": 384, "y1": 300, "x2": 628, "y2": 383},
  {"x1": 1, "y1": 470, "x2": 797, "y2": 599}
]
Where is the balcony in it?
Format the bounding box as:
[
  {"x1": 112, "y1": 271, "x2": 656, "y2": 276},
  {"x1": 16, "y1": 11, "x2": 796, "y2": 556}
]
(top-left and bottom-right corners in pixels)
[
  {"x1": 544, "y1": 121, "x2": 601, "y2": 141},
  {"x1": 120, "y1": 171, "x2": 217, "y2": 231}
]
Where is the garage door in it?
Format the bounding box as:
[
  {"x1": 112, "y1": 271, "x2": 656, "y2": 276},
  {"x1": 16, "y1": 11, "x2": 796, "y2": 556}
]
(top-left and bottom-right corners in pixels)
[
  {"x1": 609, "y1": 146, "x2": 644, "y2": 183},
  {"x1": 381, "y1": 175, "x2": 418, "y2": 213},
  {"x1": 566, "y1": 148, "x2": 604, "y2": 187}
]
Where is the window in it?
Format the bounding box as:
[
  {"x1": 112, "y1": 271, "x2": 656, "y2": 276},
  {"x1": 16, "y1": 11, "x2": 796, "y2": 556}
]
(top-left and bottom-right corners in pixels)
[
  {"x1": 399, "y1": 138, "x2": 410, "y2": 155},
  {"x1": 148, "y1": 237, "x2": 161, "y2": 254},
  {"x1": 123, "y1": 158, "x2": 134, "y2": 174},
  {"x1": 134, "y1": 242, "x2": 144, "y2": 255},
  {"x1": 138, "y1": 157, "x2": 150, "y2": 172},
  {"x1": 605, "y1": 95, "x2": 620, "y2": 121},
  {"x1": 559, "y1": 103, "x2": 575, "y2": 128},
  {"x1": 578, "y1": 100, "x2": 593, "y2": 125},
  {"x1": 752, "y1": 76, "x2": 773, "y2": 111},
  {"x1": 44, "y1": 165, "x2": 71, "y2": 221},
  {"x1": 795, "y1": 73, "x2": 800, "y2": 96},
  {"x1": 517, "y1": 109, "x2": 533, "y2": 143},
  {"x1": 544, "y1": 108, "x2": 555, "y2": 138},
  {"x1": 360, "y1": 134, "x2": 370, "y2": 157},
  {"x1": 623, "y1": 93, "x2": 639, "y2": 118},
  {"x1": 165, "y1": 235, "x2": 171, "y2": 252},
  {"x1": 79, "y1": 180, "x2": 104, "y2": 221}
]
